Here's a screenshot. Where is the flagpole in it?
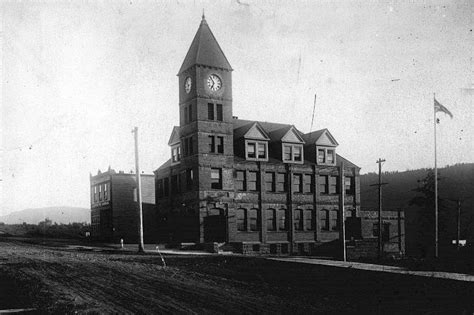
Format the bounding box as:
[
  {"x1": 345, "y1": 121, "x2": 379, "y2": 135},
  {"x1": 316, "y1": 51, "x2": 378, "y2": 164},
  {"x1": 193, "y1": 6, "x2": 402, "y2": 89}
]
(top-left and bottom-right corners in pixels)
[{"x1": 433, "y1": 93, "x2": 439, "y2": 258}]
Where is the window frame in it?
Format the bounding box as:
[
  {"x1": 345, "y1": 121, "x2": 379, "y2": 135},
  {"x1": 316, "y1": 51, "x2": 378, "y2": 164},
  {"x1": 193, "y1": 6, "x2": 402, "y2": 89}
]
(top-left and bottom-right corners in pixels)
[
  {"x1": 235, "y1": 170, "x2": 246, "y2": 191},
  {"x1": 305, "y1": 209, "x2": 315, "y2": 231},
  {"x1": 294, "y1": 209, "x2": 304, "y2": 231},
  {"x1": 292, "y1": 173, "x2": 303, "y2": 193},
  {"x1": 210, "y1": 168, "x2": 222, "y2": 189},
  {"x1": 249, "y1": 208, "x2": 259, "y2": 231},
  {"x1": 247, "y1": 171, "x2": 258, "y2": 191},
  {"x1": 264, "y1": 172, "x2": 275, "y2": 192},
  {"x1": 245, "y1": 140, "x2": 268, "y2": 161},
  {"x1": 282, "y1": 143, "x2": 304, "y2": 164},
  {"x1": 216, "y1": 104, "x2": 223, "y2": 121},
  {"x1": 171, "y1": 144, "x2": 181, "y2": 163},
  {"x1": 278, "y1": 208, "x2": 287, "y2": 231},
  {"x1": 266, "y1": 209, "x2": 276, "y2": 231},
  {"x1": 316, "y1": 146, "x2": 337, "y2": 166},
  {"x1": 236, "y1": 208, "x2": 247, "y2": 231},
  {"x1": 320, "y1": 209, "x2": 330, "y2": 231},
  {"x1": 207, "y1": 103, "x2": 214, "y2": 120}
]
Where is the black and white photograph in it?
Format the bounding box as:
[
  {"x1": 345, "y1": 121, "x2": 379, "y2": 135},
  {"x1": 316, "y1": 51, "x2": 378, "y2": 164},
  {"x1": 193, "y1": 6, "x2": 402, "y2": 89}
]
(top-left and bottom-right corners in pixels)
[{"x1": 1, "y1": 0, "x2": 473, "y2": 313}]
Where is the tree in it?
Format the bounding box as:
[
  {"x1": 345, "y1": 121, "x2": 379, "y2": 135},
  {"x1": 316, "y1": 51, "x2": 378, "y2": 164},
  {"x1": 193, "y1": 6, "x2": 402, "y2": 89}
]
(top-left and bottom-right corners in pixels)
[{"x1": 409, "y1": 170, "x2": 453, "y2": 257}]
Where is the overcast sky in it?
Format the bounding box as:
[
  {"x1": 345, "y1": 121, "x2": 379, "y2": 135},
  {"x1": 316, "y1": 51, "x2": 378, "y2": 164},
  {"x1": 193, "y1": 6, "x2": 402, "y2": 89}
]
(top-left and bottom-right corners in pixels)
[{"x1": 1, "y1": 0, "x2": 473, "y2": 216}]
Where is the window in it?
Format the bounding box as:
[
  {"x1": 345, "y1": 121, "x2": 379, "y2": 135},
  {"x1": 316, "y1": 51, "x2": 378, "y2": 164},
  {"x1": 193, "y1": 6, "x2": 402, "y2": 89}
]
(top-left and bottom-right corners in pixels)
[
  {"x1": 104, "y1": 183, "x2": 108, "y2": 200},
  {"x1": 293, "y1": 173, "x2": 302, "y2": 193},
  {"x1": 318, "y1": 149, "x2": 325, "y2": 163},
  {"x1": 331, "y1": 210, "x2": 339, "y2": 231},
  {"x1": 186, "y1": 169, "x2": 194, "y2": 190},
  {"x1": 93, "y1": 186, "x2": 97, "y2": 202},
  {"x1": 211, "y1": 168, "x2": 222, "y2": 189},
  {"x1": 247, "y1": 142, "x2": 256, "y2": 158},
  {"x1": 163, "y1": 178, "x2": 169, "y2": 197},
  {"x1": 133, "y1": 187, "x2": 137, "y2": 202},
  {"x1": 327, "y1": 149, "x2": 335, "y2": 164},
  {"x1": 283, "y1": 144, "x2": 304, "y2": 163},
  {"x1": 305, "y1": 209, "x2": 315, "y2": 231},
  {"x1": 303, "y1": 174, "x2": 313, "y2": 193},
  {"x1": 235, "y1": 170, "x2": 246, "y2": 191},
  {"x1": 266, "y1": 209, "x2": 276, "y2": 231},
  {"x1": 187, "y1": 104, "x2": 193, "y2": 123},
  {"x1": 294, "y1": 209, "x2": 303, "y2": 231},
  {"x1": 278, "y1": 208, "x2": 287, "y2": 230},
  {"x1": 257, "y1": 143, "x2": 266, "y2": 159},
  {"x1": 249, "y1": 208, "x2": 259, "y2": 231},
  {"x1": 284, "y1": 145, "x2": 292, "y2": 161},
  {"x1": 319, "y1": 175, "x2": 328, "y2": 194},
  {"x1": 216, "y1": 104, "x2": 223, "y2": 121},
  {"x1": 236, "y1": 208, "x2": 247, "y2": 231},
  {"x1": 345, "y1": 176, "x2": 354, "y2": 195},
  {"x1": 373, "y1": 223, "x2": 391, "y2": 242},
  {"x1": 209, "y1": 136, "x2": 215, "y2": 153},
  {"x1": 265, "y1": 172, "x2": 275, "y2": 192},
  {"x1": 294, "y1": 146, "x2": 302, "y2": 162},
  {"x1": 99, "y1": 185, "x2": 102, "y2": 201},
  {"x1": 184, "y1": 136, "x2": 194, "y2": 156},
  {"x1": 172, "y1": 146, "x2": 181, "y2": 163},
  {"x1": 247, "y1": 171, "x2": 258, "y2": 191},
  {"x1": 245, "y1": 140, "x2": 268, "y2": 161},
  {"x1": 208, "y1": 103, "x2": 214, "y2": 120},
  {"x1": 276, "y1": 173, "x2": 286, "y2": 192},
  {"x1": 320, "y1": 209, "x2": 329, "y2": 231},
  {"x1": 317, "y1": 147, "x2": 336, "y2": 165},
  {"x1": 217, "y1": 136, "x2": 224, "y2": 153},
  {"x1": 329, "y1": 176, "x2": 339, "y2": 194}
]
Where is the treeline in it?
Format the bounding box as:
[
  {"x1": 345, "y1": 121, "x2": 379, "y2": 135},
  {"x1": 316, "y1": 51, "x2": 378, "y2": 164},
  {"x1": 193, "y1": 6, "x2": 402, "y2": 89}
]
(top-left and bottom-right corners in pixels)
[{"x1": 0, "y1": 218, "x2": 90, "y2": 239}]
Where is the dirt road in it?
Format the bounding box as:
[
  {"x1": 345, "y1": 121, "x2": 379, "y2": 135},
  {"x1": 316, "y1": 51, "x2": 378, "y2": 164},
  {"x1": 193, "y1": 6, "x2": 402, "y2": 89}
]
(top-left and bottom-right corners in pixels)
[{"x1": 1, "y1": 238, "x2": 473, "y2": 314}]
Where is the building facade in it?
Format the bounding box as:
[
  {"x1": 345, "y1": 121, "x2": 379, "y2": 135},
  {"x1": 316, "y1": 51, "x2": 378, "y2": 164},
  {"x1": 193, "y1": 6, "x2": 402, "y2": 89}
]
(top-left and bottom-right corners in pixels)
[
  {"x1": 90, "y1": 168, "x2": 157, "y2": 243},
  {"x1": 154, "y1": 16, "x2": 362, "y2": 255}
]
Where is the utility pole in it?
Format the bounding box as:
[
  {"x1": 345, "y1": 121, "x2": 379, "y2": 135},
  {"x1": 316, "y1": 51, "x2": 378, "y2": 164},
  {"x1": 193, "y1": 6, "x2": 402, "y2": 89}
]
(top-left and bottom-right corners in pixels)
[
  {"x1": 456, "y1": 199, "x2": 461, "y2": 250},
  {"x1": 132, "y1": 127, "x2": 145, "y2": 253},
  {"x1": 371, "y1": 159, "x2": 387, "y2": 260},
  {"x1": 339, "y1": 162, "x2": 346, "y2": 262}
]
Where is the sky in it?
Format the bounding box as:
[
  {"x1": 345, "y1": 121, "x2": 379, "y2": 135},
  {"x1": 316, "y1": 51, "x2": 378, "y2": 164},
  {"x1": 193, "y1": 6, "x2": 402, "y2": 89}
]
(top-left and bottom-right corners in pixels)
[{"x1": 1, "y1": 0, "x2": 473, "y2": 216}]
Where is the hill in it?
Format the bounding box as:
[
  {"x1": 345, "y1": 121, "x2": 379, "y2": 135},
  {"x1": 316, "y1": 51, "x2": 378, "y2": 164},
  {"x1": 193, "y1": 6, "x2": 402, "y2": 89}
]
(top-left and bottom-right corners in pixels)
[
  {"x1": 0, "y1": 206, "x2": 90, "y2": 225},
  {"x1": 360, "y1": 163, "x2": 474, "y2": 211},
  {"x1": 361, "y1": 163, "x2": 474, "y2": 256}
]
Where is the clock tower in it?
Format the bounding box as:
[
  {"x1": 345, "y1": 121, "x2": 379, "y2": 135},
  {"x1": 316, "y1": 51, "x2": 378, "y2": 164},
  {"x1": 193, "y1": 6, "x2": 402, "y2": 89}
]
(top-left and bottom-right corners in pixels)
[{"x1": 177, "y1": 15, "x2": 234, "y2": 224}]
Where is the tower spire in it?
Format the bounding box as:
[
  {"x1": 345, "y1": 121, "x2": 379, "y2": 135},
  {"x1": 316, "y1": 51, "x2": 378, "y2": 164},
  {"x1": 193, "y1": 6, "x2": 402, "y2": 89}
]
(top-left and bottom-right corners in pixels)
[{"x1": 202, "y1": 9, "x2": 205, "y2": 21}]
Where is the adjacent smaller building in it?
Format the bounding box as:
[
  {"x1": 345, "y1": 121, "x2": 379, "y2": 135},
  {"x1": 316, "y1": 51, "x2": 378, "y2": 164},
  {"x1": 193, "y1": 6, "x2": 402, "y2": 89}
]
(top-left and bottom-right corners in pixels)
[
  {"x1": 359, "y1": 208, "x2": 405, "y2": 256},
  {"x1": 90, "y1": 168, "x2": 157, "y2": 243}
]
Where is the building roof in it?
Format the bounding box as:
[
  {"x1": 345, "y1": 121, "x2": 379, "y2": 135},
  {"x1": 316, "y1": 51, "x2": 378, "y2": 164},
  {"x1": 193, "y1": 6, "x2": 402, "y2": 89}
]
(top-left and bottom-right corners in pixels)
[
  {"x1": 168, "y1": 126, "x2": 180, "y2": 146},
  {"x1": 178, "y1": 16, "x2": 232, "y2": 75}
]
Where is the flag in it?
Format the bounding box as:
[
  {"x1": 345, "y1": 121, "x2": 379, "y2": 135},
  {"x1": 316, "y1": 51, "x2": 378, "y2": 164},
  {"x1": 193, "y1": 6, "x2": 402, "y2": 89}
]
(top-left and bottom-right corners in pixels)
[{"x1": 434, "y1": 98, "x2": 453, "y2": 118}]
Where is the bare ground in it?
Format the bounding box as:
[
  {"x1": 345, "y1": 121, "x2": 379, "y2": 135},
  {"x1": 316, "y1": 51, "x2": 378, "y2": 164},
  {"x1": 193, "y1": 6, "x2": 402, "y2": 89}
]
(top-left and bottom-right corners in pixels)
[{"x1": 1, "y1": 238, "x2": 473, "y2": 314}]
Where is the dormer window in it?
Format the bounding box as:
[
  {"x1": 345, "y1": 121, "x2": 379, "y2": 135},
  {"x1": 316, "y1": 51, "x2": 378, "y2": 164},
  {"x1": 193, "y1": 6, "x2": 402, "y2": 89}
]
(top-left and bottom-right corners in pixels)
[
  {"x1": 282, "y1": 144, "x2": 304, "y2": 163},
  {"x1": 245, "y1": 140, "x2": 268, "y2": 161},
  {"x1": 317, "y1": 147, "x2": 336, "y2": 165},
  {"x1": 171, "y1": 145, "x2": 181, "y2": 163}
]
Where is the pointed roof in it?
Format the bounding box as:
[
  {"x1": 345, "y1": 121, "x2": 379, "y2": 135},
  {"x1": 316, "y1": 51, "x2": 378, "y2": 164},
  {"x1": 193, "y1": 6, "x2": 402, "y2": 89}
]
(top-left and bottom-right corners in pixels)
[
  {"x1": 168, "y1": 126, "x2": 180, "y2": 146},
  {"x1": 302, "y1": 129, "x2": 339, "y2": 146},
  {"x1": 178, "y1": 16, "x2": 233, "y2": 75}
]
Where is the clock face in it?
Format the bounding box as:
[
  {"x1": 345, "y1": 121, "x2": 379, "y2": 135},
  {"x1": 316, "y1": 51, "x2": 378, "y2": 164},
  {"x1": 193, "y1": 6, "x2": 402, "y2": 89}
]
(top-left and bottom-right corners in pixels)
[
  {"x1": 207, "y1": 74, "x2": 222, "y2": 91},
  {"x1": 184, "y1": 77, "x2": 192, "y2": 94}
]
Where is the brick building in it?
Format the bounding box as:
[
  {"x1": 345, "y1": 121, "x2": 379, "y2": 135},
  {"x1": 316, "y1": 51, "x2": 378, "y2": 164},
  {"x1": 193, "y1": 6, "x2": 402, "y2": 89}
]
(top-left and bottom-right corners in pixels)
[
  {"x1": 154, "y1": 16, "x2": 362, "y2": 255},
  {"x1": 90, "y1": 168, "x2": 157, "y2": 243}
]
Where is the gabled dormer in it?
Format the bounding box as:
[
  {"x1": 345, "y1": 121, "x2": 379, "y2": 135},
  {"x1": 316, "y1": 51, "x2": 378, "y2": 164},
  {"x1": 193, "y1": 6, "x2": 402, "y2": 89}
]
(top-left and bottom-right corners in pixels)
[
  {"x1": 302, "y1": 129, "x2": 339, "y2": 166},
  {"x1": 279, "y1": 126, "x2": 305, "y2": 164},
  {"x1": 234, "y1": 122, "x2": 270, "y2": 161},
  {"x1": 168, "y1": 126, "x2": 181, "y2": 165}
]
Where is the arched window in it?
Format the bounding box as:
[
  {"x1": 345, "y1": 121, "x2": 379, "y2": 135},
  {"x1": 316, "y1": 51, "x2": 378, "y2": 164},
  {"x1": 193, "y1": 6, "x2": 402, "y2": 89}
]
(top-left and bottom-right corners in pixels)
[
  {"x1": 278, "y1": 208, "x2": 287, "y2": 231},
  {"x1": 249, "y1": 208, "x2": 259, "y2": 231},
  {"x1": 294, "y1": 209, "x2": 303, "y2": 231},
  {"x1": 236, "y1": 208, "x2": 247, "y2": 231},
  {"x1": 266, "y1": 209, "x2": 276, "y2": 231}
]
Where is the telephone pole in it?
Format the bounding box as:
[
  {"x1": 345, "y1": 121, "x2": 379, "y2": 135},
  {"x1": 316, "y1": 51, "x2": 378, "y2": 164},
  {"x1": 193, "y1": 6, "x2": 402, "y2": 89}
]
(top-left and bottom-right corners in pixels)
[
  {"x1": 371, "y1": 158, "x2": 387, "y2": 259},
  {"x1": 456, "y1": 199, "x2": 461, "y2": 250},
  {"x1": 132, "y1": 127, "x2": 145, "y2": 253}
]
